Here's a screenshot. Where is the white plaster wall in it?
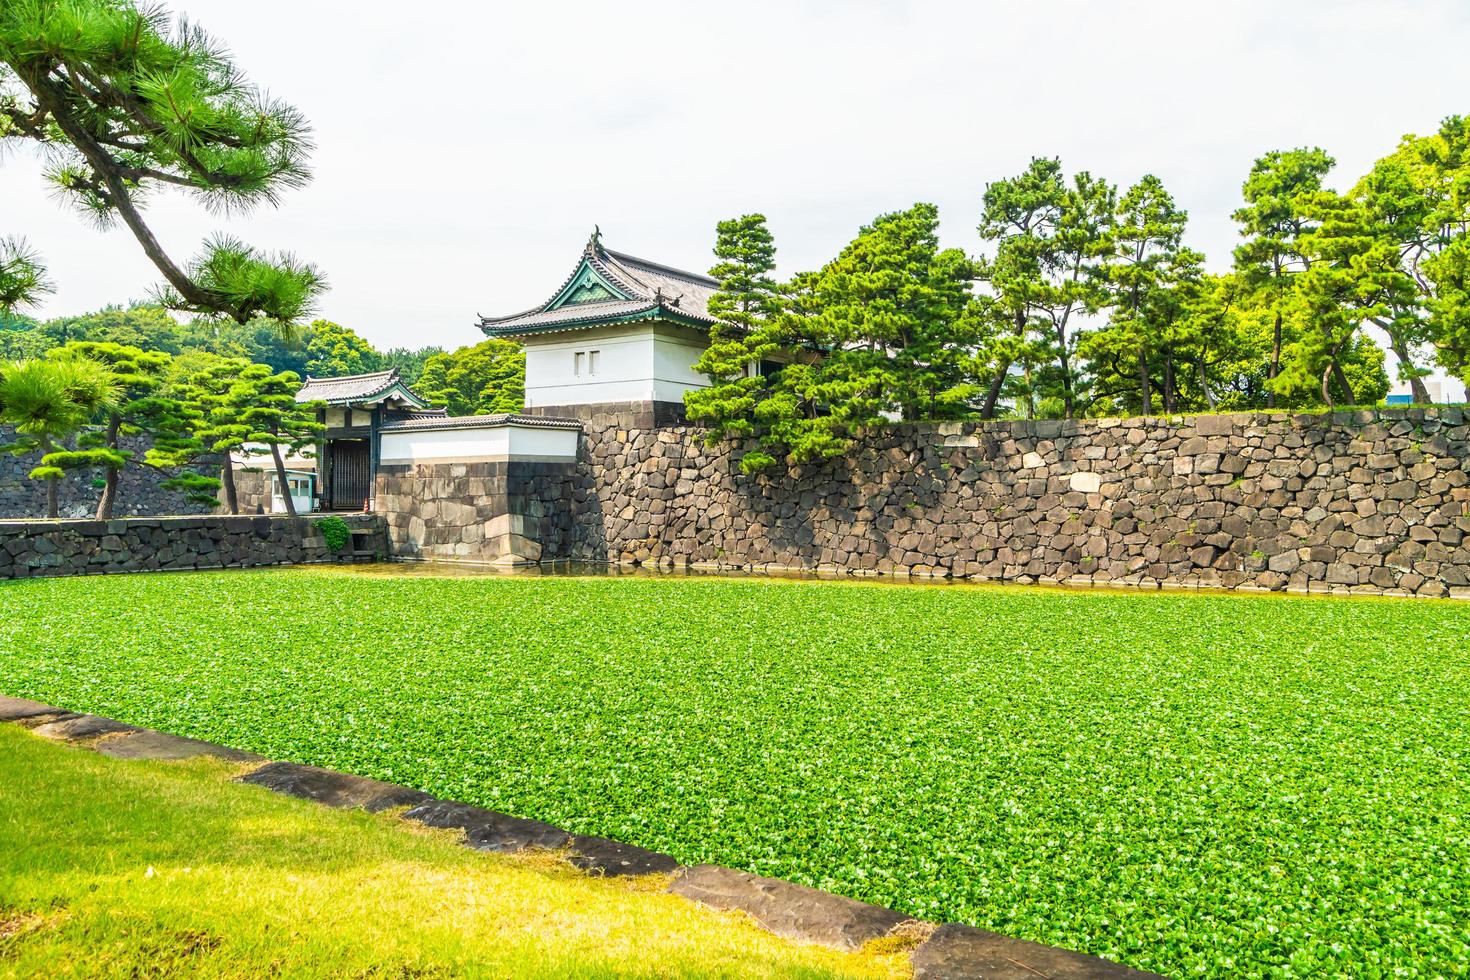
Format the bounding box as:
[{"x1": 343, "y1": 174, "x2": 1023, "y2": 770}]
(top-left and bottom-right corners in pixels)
[
  {"x1": 523, "y1": 322, "x2": 710, "y2": 406},
  {"x1": 507, "y1": 425, "x2": 579, "y2": 460},
  {"x1": 652, "y1": 331, "x2": 711, "y2": 404},
  {"x1": 380, "y1": 423, "x2": 577, "y2": 464}
]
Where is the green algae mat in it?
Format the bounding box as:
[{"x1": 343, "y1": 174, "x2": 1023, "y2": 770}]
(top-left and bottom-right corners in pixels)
[{"x1": 2, "y1": 568, "x2": 1467, "y2": 977}]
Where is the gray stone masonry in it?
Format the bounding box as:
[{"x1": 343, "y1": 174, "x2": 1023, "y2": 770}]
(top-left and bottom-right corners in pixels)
[
  {"x1": 376, "y1": 460, "x2": 579, "y2": 565},
  {"x1": 0, "y1": 425, "x2": 216, "y2": 519},
  {"x1": 0, "y1": 513, "x2": 387, "y2": 579},
  {"x1": 564, "y1": 406, "x2": 1470, "y2": 597}
]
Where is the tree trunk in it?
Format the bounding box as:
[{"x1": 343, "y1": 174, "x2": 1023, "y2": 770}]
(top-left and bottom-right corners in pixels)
[
  {"x1": 980, "y1": 363, "x2": 1009, "y2": 420},
  {"x1": 1331, "y1": 360, "x2": 1356, "y2": 406},
  {"x1": 1058, "y1": 348, "x2": 1075, "y2": 419},
  {"x1": 1137, "y1": 349, "x2": 1152, "y2": 416},
  {"x1": 1197, "y1": 359, "x2": 1218, "y2": 410},
  {"x1": 95, "y1": 416, "x2": 122, "y2": 520},
  {"x1": 1320, "y1": 364, "x2": 1335, "y2": 408},
  {"x1": 38, "y1": 435, "x2": 60, "y2": 519},
  {"x1": 96, "y1": 466, "x2": 118, "y2": 520},
  {"x1": 269, "y1": 442, "x2": 297, "y2": 518},
  {"x1": 1267, "y1": 309, "x2": 1282, "y2": 409},
  {"x1": 220, "y1": 457, "x2": 239, "y2": 515},
  {"x1": 1053, "y1": 313, "x2": 1076, "y2": 420},
  {"x1": 1163, "y1": 354, "x2": 1177, "y2": 415},
  {"x1": 1389, "y1": 340, "x2": 1433, "y2": 404}
]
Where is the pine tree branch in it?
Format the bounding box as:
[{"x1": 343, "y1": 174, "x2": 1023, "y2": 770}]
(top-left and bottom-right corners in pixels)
[{"x1": 19, "y1": 63, "x2": 224, "y2": 316}]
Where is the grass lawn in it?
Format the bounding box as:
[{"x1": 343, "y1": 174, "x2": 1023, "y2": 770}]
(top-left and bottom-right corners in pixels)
[
  {"x1": 2, "y1": 567, "x2": 1468, "y2": 977},
  {"x1": 0, "y1": 724, "x2": 900, "y2": 978}
]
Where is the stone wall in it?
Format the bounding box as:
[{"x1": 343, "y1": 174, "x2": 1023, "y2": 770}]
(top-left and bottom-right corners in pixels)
[
  {"x1": 568, "y1": 407, "x2": 1470, "y2": 597},
  {"x1": 376, "y1": 461, "x2": 579, "y2": 564},
  {"x1": 0, "y1": 426, "x2": 216, "y2": 520},
  {"x1": 0, "y1": 513, "x2": 387, "y2": 580},
  {"x1": 227, "y1": 468, "x2": 274, "y2": 515}
]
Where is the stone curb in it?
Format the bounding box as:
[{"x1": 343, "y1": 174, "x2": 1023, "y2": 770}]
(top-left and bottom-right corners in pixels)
[
  {"x1": 1, "y1": 694, "x2": 1163, "y2": 978},
  {"x1": 668, "y1": 864, "x2": 912, "y2": 952}
]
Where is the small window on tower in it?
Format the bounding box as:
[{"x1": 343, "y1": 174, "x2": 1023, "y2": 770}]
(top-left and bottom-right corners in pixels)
[
  {"x1": 574, "y1": 351, "x2": 585, "y2": 376},
  {"x1": 588, "y1": 350, "x2": 600, "y2": 375}
]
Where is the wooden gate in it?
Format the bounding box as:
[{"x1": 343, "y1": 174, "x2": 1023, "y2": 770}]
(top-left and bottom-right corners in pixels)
[{"x1": 329, "y1": 440, "x2": 371, "y2": 511}]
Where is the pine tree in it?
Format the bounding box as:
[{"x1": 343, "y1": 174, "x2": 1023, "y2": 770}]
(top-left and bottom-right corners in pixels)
[
  {"x1": 0, "y1": 0, "x2": 322, "y2": 325},
  {"x1": 736, "y1": 204, "x2": 982, "y2": 471},
  {"x1": 233, "y1": 366, "x2": 323, "y2": 517},
  {"x1": 1361, "y1": 116, "x2": 1470, "y2": 392},
  {"x1": 976, "y1": 159, "x2": 1114, "y2": 419},
  {"x1": 1232, "y1": 149, "x2": 1334, "y2": 406},
  {"x1": 1285, "y1": 190, "x2": 1406, "y2": 406},
  {"x1": 0, "y1": 353, "x2": 117, "y2": 517},
  {"x1": 809, "y1": 203, "x2": 979, "y2": 422},
  {"x1": 42, "y1": 341, "x2": 215, "y2": 518},
  {"x1": 171, "y1": 353, "x2": 256, "y2": 514},
  {"x1": 685, "y1": 214, "x2": 785, "y2": 444},
  {"x1": 1087, "y1": 176, "x2": 1190, "y2": 415}
]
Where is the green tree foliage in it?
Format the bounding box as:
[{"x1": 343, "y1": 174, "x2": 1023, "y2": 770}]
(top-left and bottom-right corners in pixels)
[
  {"x1": 0, "y1": 0, "x2": 322, "y2": 325},
  {"x1": 0, "y1": 353, "x2": 117, "y2": 517},
  {"x1": 685, "y1": 214, "x2": 786, "y2": 444},
  {"x1": 810, "y1": 203, "x2": 980, "y2": 423},
  {"x1": 379, "y1": 346, "x2": 443, "y2": 387},
  {"x1": 416, "y1": 339, "x2": 525, "y2": 416},
  {"x1": 173, "y1": 316, "x2": 310, "y2": 376},
  {"x1": 1079, "y1": 176, "x2": 1195, "y2": 415},
  {"x1": 302, "y1": 320, "x2": 380, "y2": 378},
  {"x1": 1356, "y1": 116, "x2": 1470, "y2": 391},
  {"x1": 726, "y1": 203, "x2": 983, "y2": 472},
  {"x1": 0, "y1": 306, "x2": 447, "y2": 391},
  {"x1": 0, "y1": 236, "x2": 51, "y2": 314},
  {"x1": 169, "y1": 352, "x2": 251, "y2": 514},
  {"x1": 45, "y1": 341, "x2": 214, "y2": 518},
  {"x1": 176, "y1": 358, "x2": 321, "y2": 517},
  {"x1": 1231, "y1": 149, "x2": 1335, "y2": 405},
  {"x1": 1273, "y1": 190, "x2": 1401, "y2": 405},
  {"x1": 976, "y1": 159, "x2": 1114, "y2": 419},
  {"x1": 234, "y1": 365, "x2": 323, "y2": 517},
  {"x1": 20, "y1": 303, "x2": 185, "y2": 355}
]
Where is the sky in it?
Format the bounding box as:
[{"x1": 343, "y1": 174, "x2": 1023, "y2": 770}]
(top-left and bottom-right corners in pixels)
[{"x1": 4, "y1": 0, "x2": 1470, "y2": 393}]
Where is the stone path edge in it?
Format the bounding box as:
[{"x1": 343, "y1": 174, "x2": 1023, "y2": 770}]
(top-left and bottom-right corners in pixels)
[{"x1": 1, "y1": 693, "x2": 1163, "y2": 979}]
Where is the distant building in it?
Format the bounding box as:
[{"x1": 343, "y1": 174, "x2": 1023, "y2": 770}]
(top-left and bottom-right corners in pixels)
[
  {"x1": 478, "y1": 230, "x2": 721, "y2": 425},
  {"x1": 295, "y1": 370, "x2": 438, "y2": 511},
  {"x1": 1385, "y1": 377, "x2": 1466, "y2": 407}
]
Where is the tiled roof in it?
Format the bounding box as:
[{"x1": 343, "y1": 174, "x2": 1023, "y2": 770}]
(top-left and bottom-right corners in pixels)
[
  {"x1": 296, "y1": 369, "x2": 430, "y2": 408},
  {"x1": 478, "y1": 299, "x2": 663, "y2": 333},
  {"x1": 480, "y1": 236, "x2": 719, "y2": 337},
  {"x1": 601, "y1": 248, "x2": 719, "y2": 318},
  {"x1": 379, "y1": 412, "x2": 583, "y2": 432}
]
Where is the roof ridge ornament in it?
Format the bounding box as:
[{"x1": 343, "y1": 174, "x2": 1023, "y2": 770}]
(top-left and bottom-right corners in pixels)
[{"x1": 588, "y1": 224, "x2": 602, "y2": 252}]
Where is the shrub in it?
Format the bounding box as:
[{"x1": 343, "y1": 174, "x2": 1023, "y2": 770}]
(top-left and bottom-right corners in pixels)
[{"x1": 315, "y1": 516, "x2": 351, "y2": 552}]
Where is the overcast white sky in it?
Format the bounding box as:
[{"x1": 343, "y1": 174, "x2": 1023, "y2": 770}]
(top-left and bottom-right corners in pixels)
[{"x1": 4, "y1": 0, "x2": 1470, "y2": 377}]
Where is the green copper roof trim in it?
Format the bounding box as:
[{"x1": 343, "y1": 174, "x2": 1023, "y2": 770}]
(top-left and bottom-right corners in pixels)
[
  {"x1": 545, "y1": 261, "x2": 630, "y2": 310},
  {"x1": 481, "y1": 306, "x2": 710, "y2": 338}
]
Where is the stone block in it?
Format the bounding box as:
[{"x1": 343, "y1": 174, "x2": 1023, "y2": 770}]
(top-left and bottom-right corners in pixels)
[
  {"x1": 1068, "y1": 471, "x2": 1101, "y2": 494},
  {"x1": 241, "y1": 761, "x2": 432, "y2": 812},
  {"x1": 668, "y1": 864, "x2": 911, "y2": 953},
  {"x1": 403, "y1": 799, "x2": 571, "y2": 852},
  {"x1": 911, "y1": 922, "x2": 1164, "y2": 979}
]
